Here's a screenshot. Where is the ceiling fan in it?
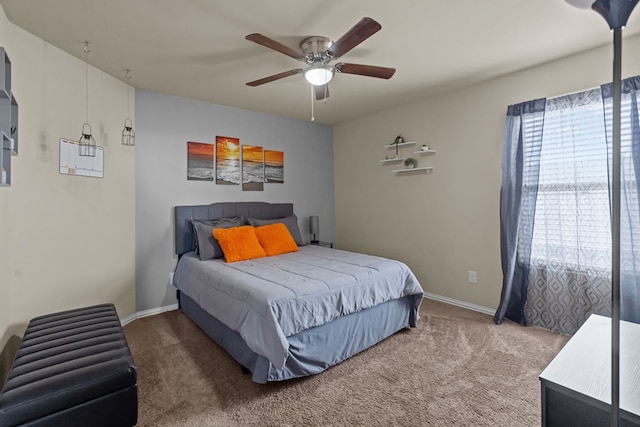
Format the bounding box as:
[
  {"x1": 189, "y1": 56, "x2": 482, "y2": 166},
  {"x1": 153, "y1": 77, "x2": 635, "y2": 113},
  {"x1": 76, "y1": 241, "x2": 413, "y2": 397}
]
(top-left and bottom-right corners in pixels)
[{"x1": 245, "y1": 17, "x2": 396, "y2": 100}]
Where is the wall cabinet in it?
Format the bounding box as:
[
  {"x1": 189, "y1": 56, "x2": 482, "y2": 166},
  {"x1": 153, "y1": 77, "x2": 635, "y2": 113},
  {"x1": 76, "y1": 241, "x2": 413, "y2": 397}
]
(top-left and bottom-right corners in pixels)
[{"x1": 0, "y1": 47, "x2": 18, "y2": 187}]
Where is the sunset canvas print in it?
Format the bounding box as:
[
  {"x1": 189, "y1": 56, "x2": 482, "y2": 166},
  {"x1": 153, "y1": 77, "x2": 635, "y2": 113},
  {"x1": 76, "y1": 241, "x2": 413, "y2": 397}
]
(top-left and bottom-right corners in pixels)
[
  {"x1": 187, "y1": 141, "x2": 214, "y2": 181},
  {"x1": 215, "y1": 136, "x2": 240, "y2": 185},
  {"x1": 264, "y1": 150, "x2": 284, "y2": 183},
  {"x1": 242, "y1": 145, "x2": 264, "y2": 191}
]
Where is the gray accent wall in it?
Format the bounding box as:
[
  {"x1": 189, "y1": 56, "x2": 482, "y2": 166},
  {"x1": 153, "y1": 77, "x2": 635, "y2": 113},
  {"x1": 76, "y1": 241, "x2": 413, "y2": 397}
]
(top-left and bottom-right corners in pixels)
[{"x1": 135, "y1": 90, "x2": 334, "y2": 312}]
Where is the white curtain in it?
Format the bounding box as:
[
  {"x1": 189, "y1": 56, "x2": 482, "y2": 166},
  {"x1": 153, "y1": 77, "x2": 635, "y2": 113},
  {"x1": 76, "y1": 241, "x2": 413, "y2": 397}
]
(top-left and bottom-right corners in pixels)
[{"x1": 524, "y1": 88, "x2": 612, "y2": 335}]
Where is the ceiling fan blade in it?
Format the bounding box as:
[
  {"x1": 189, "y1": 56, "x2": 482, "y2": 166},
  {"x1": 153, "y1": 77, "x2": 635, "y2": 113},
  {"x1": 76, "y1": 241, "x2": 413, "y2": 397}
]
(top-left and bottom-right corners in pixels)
[
  {"x1": 314, "y1": 84, "x2": 330, "y2": 100},
  {"x1": 326, "y1": 17, "x2": 381, "y2": 59},
  {"x1": 335, "y1": 63, "x2": 396, "y2": 79},
  {"x1": 245, "y1": 33, "x2": 305, "y2": 60},
  {"x1": 246, "y1": 69, "x2": 303, "y2": 87}
]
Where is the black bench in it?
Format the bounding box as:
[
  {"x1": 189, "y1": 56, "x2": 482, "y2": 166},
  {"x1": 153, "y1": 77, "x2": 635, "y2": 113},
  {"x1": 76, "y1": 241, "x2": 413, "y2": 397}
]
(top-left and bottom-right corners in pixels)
[{"x1": 0, "y1": 304, "x2": 137, "y2": 427}]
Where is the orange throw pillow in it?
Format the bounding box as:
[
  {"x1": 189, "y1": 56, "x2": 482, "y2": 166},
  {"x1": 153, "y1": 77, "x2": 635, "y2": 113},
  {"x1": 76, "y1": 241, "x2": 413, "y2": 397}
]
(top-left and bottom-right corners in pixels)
[
  {"x1": 212, "y1": 226, "x2": 266, "y2": 262},
  {"x1": 254, "y1": 223, "x2": 299, "y2": 256}
]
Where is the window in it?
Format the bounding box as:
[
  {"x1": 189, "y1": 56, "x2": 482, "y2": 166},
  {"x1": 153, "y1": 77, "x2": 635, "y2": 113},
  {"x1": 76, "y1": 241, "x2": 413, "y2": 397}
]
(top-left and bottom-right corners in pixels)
[
  {"x1": 526, "y1": 89, "x2": 612, "y2": 272},
  {"x1": 496, "y1": 76, "x2": 640, "y2": 335}
]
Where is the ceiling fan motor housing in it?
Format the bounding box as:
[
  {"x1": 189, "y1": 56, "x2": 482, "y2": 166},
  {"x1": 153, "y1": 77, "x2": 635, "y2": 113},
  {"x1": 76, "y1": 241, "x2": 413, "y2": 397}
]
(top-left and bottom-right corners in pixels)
[{"x1": 300, "y1": 36, "x2": 333, "y2": 63}]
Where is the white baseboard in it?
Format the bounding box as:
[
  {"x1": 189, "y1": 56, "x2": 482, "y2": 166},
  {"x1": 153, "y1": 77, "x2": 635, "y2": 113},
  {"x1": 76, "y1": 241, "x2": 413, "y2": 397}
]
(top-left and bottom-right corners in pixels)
[
  {"x1": 120, "y1": 303, "x2": 179, "y2": 326},
  {"x1": 423, "y1": 292, "x2": 495, "y2": 316},
  {"x1": 120, "y1": 295, "x2": 493, "y2": 326}
]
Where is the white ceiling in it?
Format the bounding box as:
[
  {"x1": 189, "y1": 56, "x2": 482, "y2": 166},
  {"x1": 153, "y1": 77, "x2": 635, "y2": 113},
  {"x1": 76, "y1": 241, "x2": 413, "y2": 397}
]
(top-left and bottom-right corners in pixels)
[{"x1": 1, "y1": 0, "x2": 639, "y2": 125}]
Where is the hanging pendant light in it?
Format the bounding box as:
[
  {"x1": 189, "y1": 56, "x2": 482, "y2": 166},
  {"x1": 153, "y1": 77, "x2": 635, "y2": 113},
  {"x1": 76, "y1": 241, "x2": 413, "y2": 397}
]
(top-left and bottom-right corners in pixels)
[
  {"x1": 78, "y1": 123, "x2": 97, "y2": 157},
  {"x1": 122, "y1": 69, "x2": 135, "y2": 146},
  {"x1": 78, "y1": 41, "x2": 97, "y2": 157}
]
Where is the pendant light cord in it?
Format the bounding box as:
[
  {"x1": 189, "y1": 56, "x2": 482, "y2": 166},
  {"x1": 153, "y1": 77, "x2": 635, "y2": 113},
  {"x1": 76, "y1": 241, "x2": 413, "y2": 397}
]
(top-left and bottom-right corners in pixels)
[
  {"x1": 125, "y1": 69, "x2": 131, "y2": 119},
  {"x1": 84, "y1": 41, "x2": 89, "y2": 125}
]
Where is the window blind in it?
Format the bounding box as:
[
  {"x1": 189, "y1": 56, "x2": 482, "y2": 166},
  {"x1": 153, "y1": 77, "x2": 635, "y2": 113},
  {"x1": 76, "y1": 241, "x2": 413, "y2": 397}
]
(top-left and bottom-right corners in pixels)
[{"x1": 526, "y1": 88, "x2": 612, "y2": 270}]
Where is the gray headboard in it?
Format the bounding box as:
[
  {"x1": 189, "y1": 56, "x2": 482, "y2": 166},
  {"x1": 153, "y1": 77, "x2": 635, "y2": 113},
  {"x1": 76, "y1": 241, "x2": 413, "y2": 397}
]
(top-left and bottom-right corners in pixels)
[{"x1": 174, "y1": 201, "x2": 294, "y2": 256}]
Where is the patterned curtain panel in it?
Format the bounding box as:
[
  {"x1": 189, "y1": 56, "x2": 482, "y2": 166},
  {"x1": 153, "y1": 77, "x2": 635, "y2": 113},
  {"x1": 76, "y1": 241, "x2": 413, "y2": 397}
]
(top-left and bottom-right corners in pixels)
[
  {"x1": 524, "y1": 89, "x2": 612, "y2": 335},
  {"x1": 602, "y1": 76, "x2": 640, "y2": 324}
]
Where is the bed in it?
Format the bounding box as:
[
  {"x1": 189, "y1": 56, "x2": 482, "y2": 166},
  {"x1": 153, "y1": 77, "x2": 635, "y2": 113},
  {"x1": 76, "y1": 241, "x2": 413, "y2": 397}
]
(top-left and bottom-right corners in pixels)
[{"x1": 173, "y1": 201, "x2": 424, "y2": 383}]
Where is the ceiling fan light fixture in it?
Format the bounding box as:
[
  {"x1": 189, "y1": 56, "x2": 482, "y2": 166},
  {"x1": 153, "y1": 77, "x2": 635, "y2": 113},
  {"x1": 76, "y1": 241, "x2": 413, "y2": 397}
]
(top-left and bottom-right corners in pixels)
[{"x1": 304, "y1": 65, "x2": 334, "y2": 86}]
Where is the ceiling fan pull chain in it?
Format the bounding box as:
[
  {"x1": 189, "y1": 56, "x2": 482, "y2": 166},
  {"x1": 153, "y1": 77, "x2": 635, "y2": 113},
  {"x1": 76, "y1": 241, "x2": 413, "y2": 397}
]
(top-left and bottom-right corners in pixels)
[{"x1": 310, "y1": 84, "x2": 315, "y2": 121}]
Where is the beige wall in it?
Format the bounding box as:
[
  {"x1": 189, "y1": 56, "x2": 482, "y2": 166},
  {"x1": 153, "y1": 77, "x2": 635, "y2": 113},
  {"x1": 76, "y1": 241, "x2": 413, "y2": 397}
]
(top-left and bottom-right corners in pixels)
[
  {"x1": 0, "y1": 6, "x2": 9, "y2": 355},
  {"x1": 334, "y1": 34, "x2": 640, "y2": 311},
  {"x1": 0, "y1": 6, "x2": 135, "y2": 350}
]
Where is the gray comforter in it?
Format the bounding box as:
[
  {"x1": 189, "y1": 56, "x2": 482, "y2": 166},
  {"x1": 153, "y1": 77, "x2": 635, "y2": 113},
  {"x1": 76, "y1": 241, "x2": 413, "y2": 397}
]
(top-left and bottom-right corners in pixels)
[{"x1": 173, "y1": 245, "x2": 423, "y2": 369}]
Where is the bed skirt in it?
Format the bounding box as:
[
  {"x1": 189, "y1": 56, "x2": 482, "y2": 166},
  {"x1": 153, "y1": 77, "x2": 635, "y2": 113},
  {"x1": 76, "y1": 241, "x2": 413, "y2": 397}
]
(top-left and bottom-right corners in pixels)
[{"x1": 179, "y1": 292, "x2": 416, "y2": 383}]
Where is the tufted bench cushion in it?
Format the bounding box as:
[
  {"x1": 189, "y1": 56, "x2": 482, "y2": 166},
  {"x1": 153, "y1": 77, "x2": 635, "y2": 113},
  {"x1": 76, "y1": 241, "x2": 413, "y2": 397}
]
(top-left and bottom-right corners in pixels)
[{"x1": 0, "y1": 304, "x2": 137, "y2": 427}]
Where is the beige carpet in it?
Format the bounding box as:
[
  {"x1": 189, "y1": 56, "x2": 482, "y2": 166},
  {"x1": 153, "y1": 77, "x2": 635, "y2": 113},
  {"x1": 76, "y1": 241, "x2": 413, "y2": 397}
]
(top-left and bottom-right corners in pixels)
[{"x1": 123, "y1": 299, "x2": 568, "y2": 426}]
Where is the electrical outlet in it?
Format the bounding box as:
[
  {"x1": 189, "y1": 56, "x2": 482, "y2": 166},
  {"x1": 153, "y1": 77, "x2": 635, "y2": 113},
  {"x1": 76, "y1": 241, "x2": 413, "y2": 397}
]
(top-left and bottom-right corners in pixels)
[
  {"x1": 468, "y1": 271, "x2": 477, "y2": 284},
  {"x1": 169, "y1": 272, "x2": 174, "y2": 285}
]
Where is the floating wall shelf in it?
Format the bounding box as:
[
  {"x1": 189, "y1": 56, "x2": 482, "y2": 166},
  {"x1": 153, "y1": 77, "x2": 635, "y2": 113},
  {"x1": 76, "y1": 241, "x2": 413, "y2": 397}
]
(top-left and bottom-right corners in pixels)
[
  {"x1": 383, "y1": 141, "x2": 416, "y2": 148},
  {"x1": 380, "y1": 140, "x2": 435, "y2": 176},
  {"x1": 391, "y1": 167, "x2": 433, "y2": 174}
]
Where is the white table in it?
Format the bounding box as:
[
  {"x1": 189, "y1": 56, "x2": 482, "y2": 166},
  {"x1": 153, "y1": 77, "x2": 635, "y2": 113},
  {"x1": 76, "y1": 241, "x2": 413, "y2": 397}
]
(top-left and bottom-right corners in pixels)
[{"x1": 539, "y1": 314, "x2": 640, "y2": 426}]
